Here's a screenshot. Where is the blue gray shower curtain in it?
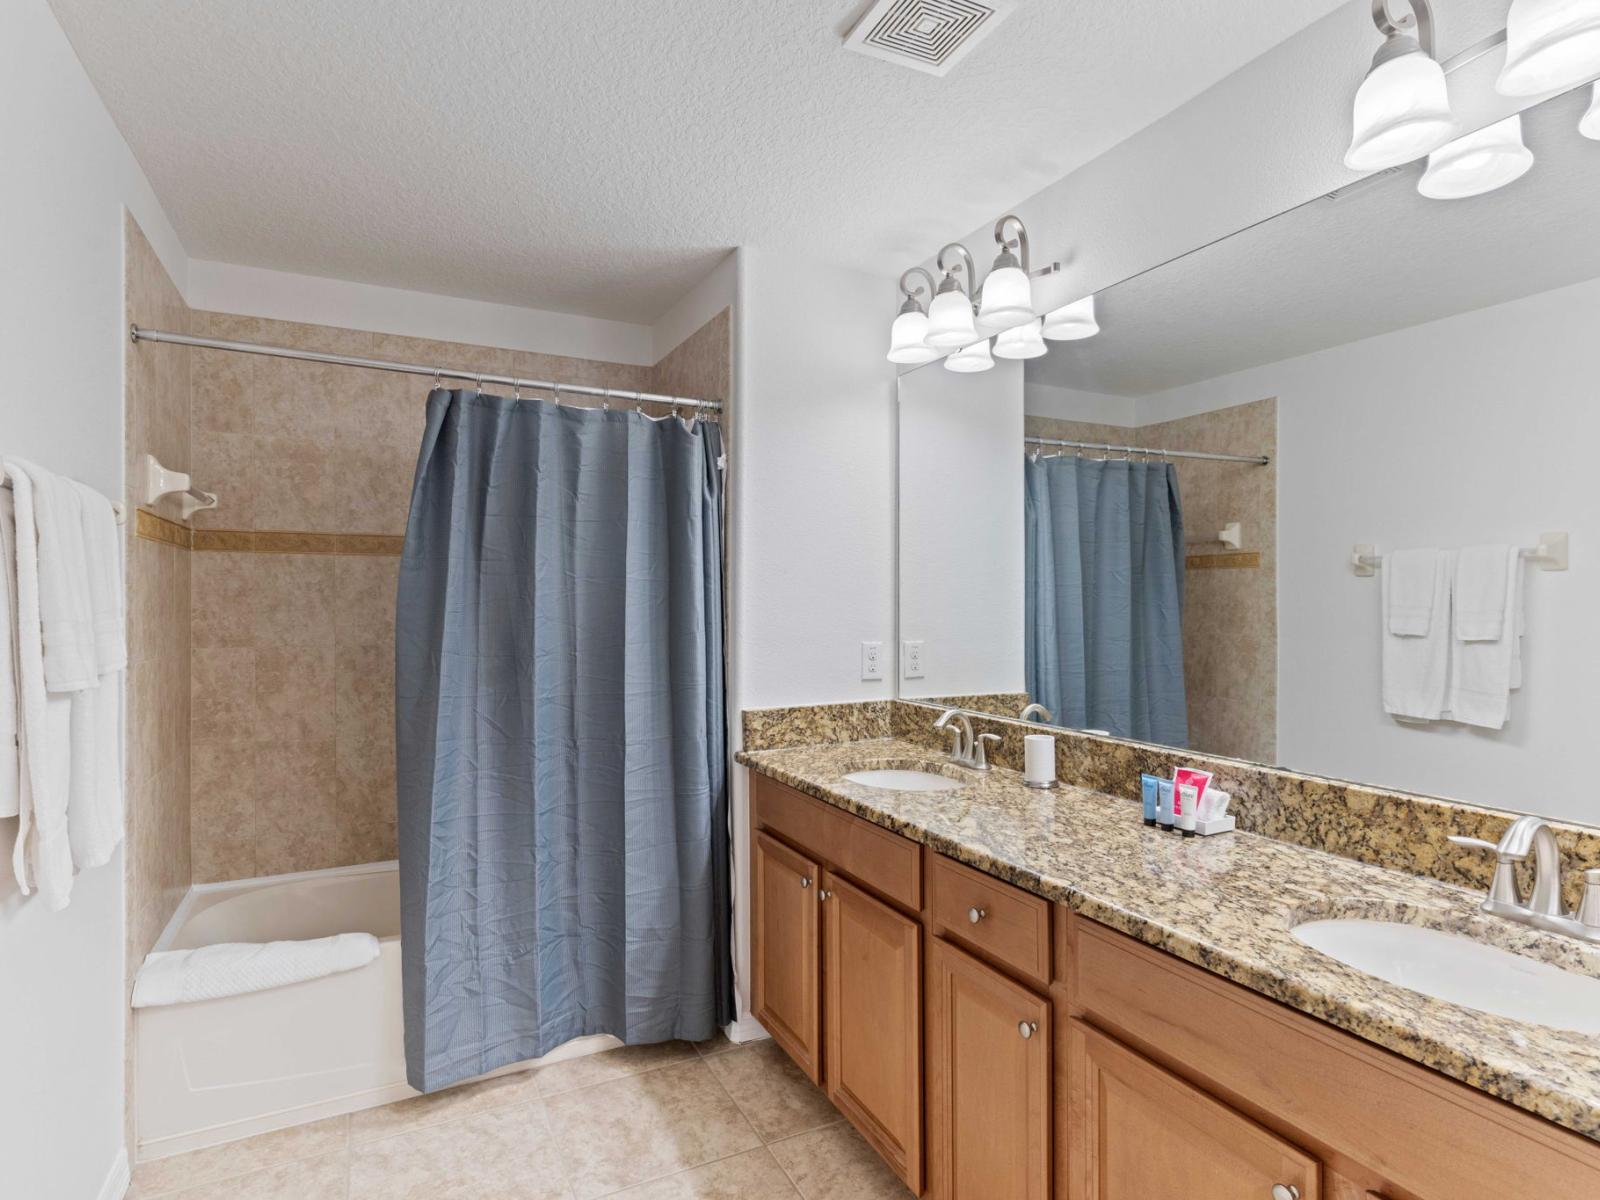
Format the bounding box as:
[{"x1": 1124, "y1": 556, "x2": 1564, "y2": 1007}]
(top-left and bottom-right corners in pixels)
[
  {"x1": 395, "y1": 389, "x2": 731, "y2": 1094},
  {"x1": 1025, "y1": 456, "x2": 1188, "y2": 746}
]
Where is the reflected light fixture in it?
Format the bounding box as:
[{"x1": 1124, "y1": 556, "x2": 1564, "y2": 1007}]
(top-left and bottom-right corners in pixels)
[
  {"x1": 993, "y1": 318, "x2": 1048, "y2": 360},
  {"x1": 1418, "y1": 113, "x2": 1534, "y2": 197},
  {"x1": 1497, "y1": 0, "x2": 1600, "y2": 96},
  {"x1": 1582, "y1": 81, "x2": 1600, "y2": 137},
  {"x1": 924, "y1": 244, "x2": 981, "y2": 349},
  {"x1": 886, "y1": 268, "x2": 942, "y2": 364},
  {"x1": 976, "y1": 215, "x2": 1036, "y2": 335},
  {"x1": 945, "y1": 337, "x2": 996, "y2": 373},
  {"x1": 1345, "y1": 0, "x2": 1457, "y2": 171},
  {"x1": 1041, "y1": 294, "x2": 1099, "y2": 341}
]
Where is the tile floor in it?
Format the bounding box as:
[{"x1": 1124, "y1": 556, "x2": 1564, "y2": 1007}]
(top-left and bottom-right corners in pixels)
[{"x1": 128, "y1": 1036, "x2": 917, "y2": 1200}]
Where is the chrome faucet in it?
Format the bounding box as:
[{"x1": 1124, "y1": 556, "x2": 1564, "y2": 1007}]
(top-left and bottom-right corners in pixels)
[
  {"x1": 1019, "y1": 702, "x2": 1054, "y2": 724},
  {"x1": 1450, "y1": 816, "x2": 1600, "y2": 943},
  {"x1": 933, "y1": 709, "x2": 998, "y2": 771}
]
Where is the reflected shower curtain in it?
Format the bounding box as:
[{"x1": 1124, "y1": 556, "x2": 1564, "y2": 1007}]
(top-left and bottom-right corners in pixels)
[
  {"x1": 396, "y1": 389, "x2": 731, "y2": 1093},
  {"x1": 1025, "y1": 455, "x2": 1188, "y2": 746}
]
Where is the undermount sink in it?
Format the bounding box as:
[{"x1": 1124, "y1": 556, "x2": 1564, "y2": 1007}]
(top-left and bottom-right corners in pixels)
[
  {"x1": 842, "y1": 769, "x2": 964, "y2": 793},
  {"x1": 1293, "y1": 919, "x2": 1600, "y2": 1035}
]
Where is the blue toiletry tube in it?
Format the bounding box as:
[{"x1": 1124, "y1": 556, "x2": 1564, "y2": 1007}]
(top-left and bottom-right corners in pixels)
[
  {"x1": 1156, "y1": 779, "x2": 1175, "y2": 829},
  {"x1": 1140, "y1": 774, "x2": 1160, "y2": 826}
]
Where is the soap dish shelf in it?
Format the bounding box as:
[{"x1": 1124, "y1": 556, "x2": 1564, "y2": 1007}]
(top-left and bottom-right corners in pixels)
[{"x1": 141, "y1": 454, "x2": 217, "y2": 520}]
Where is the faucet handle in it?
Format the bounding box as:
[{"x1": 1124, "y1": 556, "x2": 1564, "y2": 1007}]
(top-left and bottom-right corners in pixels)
[
  {"x1": 1580, "y1": 869, "x2": 1600, "y2": 932},
  {"x1": 1447, "y1": 835, "x2": 1498, "y2": 853},
  {"x1": 1447, "y1": 835, "x2": 1521, "y2": 909},
  {"x1": 973, "y1": 733, "x2": 1001, "y2": 770}
]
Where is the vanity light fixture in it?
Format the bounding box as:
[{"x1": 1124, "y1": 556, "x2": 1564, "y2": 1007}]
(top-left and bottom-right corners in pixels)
[
  {"x1": 924, "y1": 244, "x2": 982, "y2": 349},
  {"x1": 993, "y1": 318, "x2": 1048, "y2": 360},
  {"x1": 1497, "y1": 0, "x2": 1600, "y2": 96},
  {"x1": 1041, "y1": 294, "x2": 1100, "y2": 341},
  {"x1": 887, "y1": 268, "x2": 944, "y2": 364},
  {"x1": 1345, "y1": 0, "x2": 1458, "y2": 171},
  {"x1": 945, "y1": 337, "x2": 996, "y2": 372},
  {"x1": 976, "y1": 215, "x2": 1037, "y2": 335},
  {"x1": 1418, "y1": 113, "x2": 1535, "y2": 197},
  {"x1": 1582, "y1": 81, "x2": 1600, "y2": 136}
]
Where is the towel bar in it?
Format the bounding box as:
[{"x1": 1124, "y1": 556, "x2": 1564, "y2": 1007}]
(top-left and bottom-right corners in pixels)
[{"x1": 1352, "y1": 533, "x2": 1568, "y2": 576}]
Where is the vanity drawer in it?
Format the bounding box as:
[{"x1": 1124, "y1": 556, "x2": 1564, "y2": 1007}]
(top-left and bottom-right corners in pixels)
[
  {"x1": 928, "y1": 851, "x2": 1051, "y2": 986},
  {"x1": 753, "y1": 774, "x2": 921, "y2": 911}
]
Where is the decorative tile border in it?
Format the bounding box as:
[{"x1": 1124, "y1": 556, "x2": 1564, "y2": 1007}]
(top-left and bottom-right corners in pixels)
[
  {"x1": 1186, "y1": 551, "x2": 1261, "y2": 570},
  {"x1": 134, "y1": 508, "x2": 192, "y2": 549},
  {"x1": 135, "y1": 513, "x2": 404, "y2": 557}
]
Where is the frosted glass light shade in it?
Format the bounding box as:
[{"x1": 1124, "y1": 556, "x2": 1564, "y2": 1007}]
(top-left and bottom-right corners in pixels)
[
  {"x1": 1497, "y1": 0, "x2": 1600, "y2": 96},
  {"x1": 1418, "y1": 115, "x2": 1534, "y2": 199},
  {"x1": 1583, "y1": 82, "x2": 1600, "y2": 138},
  {"x1": 993, "y1": 319, "x2": 1047, "y2": 360},
  {"x1": 926, "y1": 289, "x2": 979, "y2": 349},
  {"x1": 1344, "y1": 47, "x2": 1456, "y2": 171},
  {"x1": 887, "y1": 311, "x2": 940, "y2": 364},
  {"x1": 976, "y1": 266, "x2": 1035, "y2": 334},
  {"x1": 944, "y1": 338, "x2": 995, "y2": 373},
  {"x1": 1041, "y1": 295, "x2": 1099, "y2": 341}
]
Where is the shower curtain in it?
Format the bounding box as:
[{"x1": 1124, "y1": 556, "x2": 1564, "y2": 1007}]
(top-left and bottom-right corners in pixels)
[
  {"x1": 1025, "y1": 455, "x2": 1188, "y2": 746},
  {"x1": 395, "y1": 388, "x2": 731, "y2": 1094}
]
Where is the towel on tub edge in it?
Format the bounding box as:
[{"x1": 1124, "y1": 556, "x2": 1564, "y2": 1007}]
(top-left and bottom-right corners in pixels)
[{"x1": 132, "y1": 932, "x2": 381, "y2": 1008}]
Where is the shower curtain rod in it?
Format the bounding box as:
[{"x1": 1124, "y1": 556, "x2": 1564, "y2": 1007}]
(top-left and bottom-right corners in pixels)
[
  {"x1": 129, "y1": 326, "x2": 724, "y2": 412},
  {"x1": 1025, "y1": 434, "x2": 1269, "y2": 466}
]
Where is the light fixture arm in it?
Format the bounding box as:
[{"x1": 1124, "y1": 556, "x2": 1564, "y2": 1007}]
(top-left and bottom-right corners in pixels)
[
  {"x1": 1372, "y1": 0, "x2": 1434, "y2": 57},
  {"x1": 898, "y1": 267, "x2": 938, "y2": 314},
  {"x1": 993, "y1": 214, "x2": 1030, "y2": 273},
  {"x1": 936, "y1": 243, "x2": 979, "y2": 297}
]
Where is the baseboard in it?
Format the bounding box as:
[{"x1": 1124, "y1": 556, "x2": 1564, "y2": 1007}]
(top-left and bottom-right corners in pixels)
[
  {"x1": 723, "y1": 1014, "x2": 770, "y2": 1044},
  {"x1": 96, "y1": 1148, "x2": 130, "y2": 1200}
]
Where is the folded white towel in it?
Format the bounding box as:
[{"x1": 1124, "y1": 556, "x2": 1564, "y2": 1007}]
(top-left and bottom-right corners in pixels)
[
  {"x1": 1447, "y1": 545, "x2": 1523, "y2": 729},
  {"x1": 1455, "y1": 545, "x2": 1511, "y2": 642},
  {"x1": 131, "y1": 933, "x2": 382, "y2": 1008},
  {"x1": 2, "y1": 462, "x2": 75, "y2": 907},
  {"x1": 1382, "y1": 549, "x2": 1454, "y2": 721},
  {"x1": 12, "y1": 461, "x2": 98, "y2": 693},
  {"x1": 0, "y1": 490, "x2": 20, "y2": 820},
  {"x1": 65, "y1": 481, "x2": 124, "y2": 869},
  {"x1": 1386, "y1": 547, "x2": 1440, "y2": 636},
  {"x1": 73, "y1": 481, "x2": 126, "y2": 675}
]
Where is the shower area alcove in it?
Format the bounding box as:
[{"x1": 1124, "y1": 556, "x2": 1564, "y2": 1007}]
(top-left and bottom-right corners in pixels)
[{"x1": 122, "y1": 216, "x2": 733, "y2": 1159}]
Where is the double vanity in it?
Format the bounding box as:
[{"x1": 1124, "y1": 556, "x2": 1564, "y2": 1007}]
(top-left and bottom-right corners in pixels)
[{"x1": 738, "y1": 709, "x2": 1600, "y2": 1199}]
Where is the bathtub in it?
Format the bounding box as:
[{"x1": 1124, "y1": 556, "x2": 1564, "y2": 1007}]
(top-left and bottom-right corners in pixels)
[{"x1": 135, "y1": 861, "x2": 618, "y2": 1160}]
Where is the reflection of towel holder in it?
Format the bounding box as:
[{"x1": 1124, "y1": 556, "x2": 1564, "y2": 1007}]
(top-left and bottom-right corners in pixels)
[
  {"x1": 1352, "y1": 533, "x2": 1569, "y2": 577},
  {"x1": 1187, "y1": 521, "x2": 1243, "y2": 551},
  {"x1": 141, "y1": 454, "x2": 217, "y2": 520}
]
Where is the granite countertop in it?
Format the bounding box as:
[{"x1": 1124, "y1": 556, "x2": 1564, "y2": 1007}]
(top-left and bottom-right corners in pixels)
[{"x1": 737, "y1": 737, "x2": 1600, "y2": 1142}]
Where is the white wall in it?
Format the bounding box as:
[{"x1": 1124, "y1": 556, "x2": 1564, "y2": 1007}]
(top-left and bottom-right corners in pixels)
[
  {"x1": 1024, "y1": 380, "x2": 1138, "y2": 428},
  {"x1": 652, "y1": 251, "x2": 737, "y2": 363},
  {"x1": 899, "y1": 360, "x2": 1024, "y2": 698},
  {"x1": 1141, "y1": 275, "x2": 1600, "y2": 822},
  {"x1": 1, "y1": 2, "x2": 189, "y2": 1196}
]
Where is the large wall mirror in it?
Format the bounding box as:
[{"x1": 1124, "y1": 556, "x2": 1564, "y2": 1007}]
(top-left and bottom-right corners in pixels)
[{"x1": 898, "y1": 81, "x2": 1600, "y2": 825}]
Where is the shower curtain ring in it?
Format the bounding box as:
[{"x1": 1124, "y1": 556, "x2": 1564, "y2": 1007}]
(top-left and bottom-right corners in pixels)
[{"x1": 552, "y1": 383, "x2": 562, "y2": 407}]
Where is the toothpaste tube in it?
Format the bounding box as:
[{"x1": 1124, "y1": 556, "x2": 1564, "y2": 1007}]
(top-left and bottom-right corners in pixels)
[{"x1": 1173, "y1": 767, "x2": 1213, "y2": 838}]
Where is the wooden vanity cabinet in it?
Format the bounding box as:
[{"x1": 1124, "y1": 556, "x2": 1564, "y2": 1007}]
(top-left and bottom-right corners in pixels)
[{"x1": 752, "y1": 831, "x2": 822, "y2": 1082}]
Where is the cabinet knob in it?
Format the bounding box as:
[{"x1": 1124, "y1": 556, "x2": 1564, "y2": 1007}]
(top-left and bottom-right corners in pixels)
[
  {"x1": 969, "y1": 907, "x2": 987, "y2": 924},
  {"x1": 819, "y1": 890, "x2": 833, "y2": 901},
  {"x1": 1018, "y1": 1020, "x2": 1037, "y2": 1040},
  {"x1": 800, "y1": 877, "x2": 812, "y2": 889},
  {"x1": 1271, "y1": 1186, "x2": 1300, "y2": 1200}
]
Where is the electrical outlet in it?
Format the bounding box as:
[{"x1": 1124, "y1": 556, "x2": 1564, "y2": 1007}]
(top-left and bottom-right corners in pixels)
[
  {"x1": 902, "y1": 640, "x2": 925, "y2": 679},
  {"x1": 860, "y1": 641, "x2": 884, "y2": 681}
]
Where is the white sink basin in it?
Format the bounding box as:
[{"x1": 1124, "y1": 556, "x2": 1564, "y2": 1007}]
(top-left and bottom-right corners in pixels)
[
  {"x1": 1293, "y1": 919, "x2": 1600, "y2": 1035},
  {"x1": 842, "y1": 769, "x2": 963, "y2": 793}
]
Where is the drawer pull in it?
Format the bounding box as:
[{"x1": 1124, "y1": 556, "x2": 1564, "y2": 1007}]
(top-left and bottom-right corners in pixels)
[
  {"x1": 819, "y1": 889, "x2": 833, "y2": 901},
  {"x1": 1018, "y1": 1020, "x2": 1037, "y2": 1040},
  {"x1": 969, "y1": 906, "x2": 987, "y2": 924},
  {"x1": 1271, "y1": 1187, "x2": 1300, "y2": 1200},
  {"x1": 800, "y1": 876, "x2": 812, "y2": 889}
]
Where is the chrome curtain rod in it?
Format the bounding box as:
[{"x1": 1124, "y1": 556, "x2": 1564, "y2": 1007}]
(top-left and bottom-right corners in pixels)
[
  {"x1": 1024, "y1": 434, "x2": 1269, "y2": 466},
  {"x1": 129, "y1": 326, "x2": 724, "y2": 412}
]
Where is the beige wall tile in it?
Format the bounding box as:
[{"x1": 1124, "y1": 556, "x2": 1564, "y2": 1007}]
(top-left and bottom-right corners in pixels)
[
  {"x1": 254, "y1": 739, "x2": 342, "y2": 876},
  {"x1": 191, "y1": 738, "x2": 258, "y2": 883},
  {"x1": 192, "y1": 646, "x2": 257, "y2": 741},
  {"x1": 257, "y1": 644, "x2": 337, "y2": 743}
]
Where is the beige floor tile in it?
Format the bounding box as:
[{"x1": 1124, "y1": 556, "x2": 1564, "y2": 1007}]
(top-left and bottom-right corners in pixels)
[
  {"x1": 544, "y1": 1060, "x2": 762, "y2": 1199},
  {"x1": 604, "y1": 1147, "x2": 800, "y2": 1199},
  {"x1": 131, "y1": 1151, "x2": 348, "y2": 1200},
  {"x1": 348, "y1": 1103, "x2": 571, "y2": 1200},
  {"x1": 691, "y1": 1030, "x2": 739, "y2": 1058},
  {"x1": 534, "y1": 1039, "x2": 699, "y2": 1097},
  {"x1": 132, "y1": 1114, "x2": 349, "y2": 1195},
  {"x1": 705, "y1": 1041, "x2": 839, "y2": 1143},
  {"x1": 350, "y1": 1065, "x2": 541, "y2": 1142},
  {"x1": 768, "y1": 1123, "x2": 915, "y2": 1200}
]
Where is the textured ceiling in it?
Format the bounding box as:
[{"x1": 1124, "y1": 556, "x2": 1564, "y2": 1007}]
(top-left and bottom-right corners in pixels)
[
  {"x1": 1026, "y1": 86, "x2": 1600, "y2": 398},
  {"x1": 49, "y1": 0, "x2": 1348, "y2": 323}
]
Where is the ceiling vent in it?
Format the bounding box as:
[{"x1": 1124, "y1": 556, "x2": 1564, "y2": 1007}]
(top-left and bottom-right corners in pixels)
[{"x1": 843, "y1": 0, "x2": 1014, "y2": 77}]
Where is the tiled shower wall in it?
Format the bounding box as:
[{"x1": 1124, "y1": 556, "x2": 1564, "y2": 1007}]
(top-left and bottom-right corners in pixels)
[
  {"x1": 1026, "y1": 396, "x2": 1278, "y2": 762},
  {"x1": 187, "y1": 309, "x2": 732, "y2": 882}
]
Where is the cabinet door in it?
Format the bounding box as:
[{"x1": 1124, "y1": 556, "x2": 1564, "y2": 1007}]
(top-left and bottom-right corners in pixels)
[
  {"x1": 753, "y1": 832, "x2": 822, "y2": 1082},
  {"x1": 930, "y1": 937, "x2": 1051, "y2": 1200},
  {"x1": 1068, "y1": 1020, "x2": 1321, "y2": 1200},
  {"x1": 824, "y1": 872, "x2": 923, "y2": 1193}
]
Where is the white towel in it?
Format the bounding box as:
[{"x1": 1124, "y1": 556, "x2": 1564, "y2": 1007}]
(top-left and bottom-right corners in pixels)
[
  {"x1": 2, "y1": 462, "x2": 75, "y2": 907},
  {"x1": 1382, "y1": 549, "x2": 1454, "y2": 721},
  {"x1": 74, "y1": 481, "x2": 126, "y2": 674},
  {"x1": 1455, "y1": 545, "x2": 1511, "y2": 641},
  {"x1": 0, "y1": 489, "x2": 20, "y2": 820},
  {"x1": 1447, "y1": 545, "x2": 1523, "y2": 730},
  {"x1": 66, "y1": 482, "x2": 124, "y2": 869},
  {"x1": 131, "y1": 934, "x2": 382, "y2": 1008},
  {"x1": 12, "y1": 461, "x2": 98, "y2": 693},
  {"x1": 1386, "y1": 547, "x2": 1439, "y2": 636}
]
